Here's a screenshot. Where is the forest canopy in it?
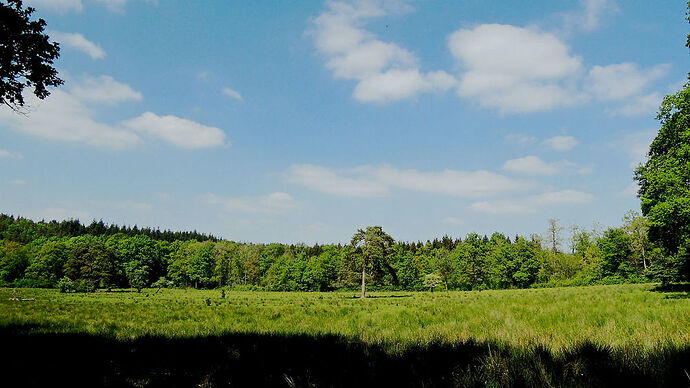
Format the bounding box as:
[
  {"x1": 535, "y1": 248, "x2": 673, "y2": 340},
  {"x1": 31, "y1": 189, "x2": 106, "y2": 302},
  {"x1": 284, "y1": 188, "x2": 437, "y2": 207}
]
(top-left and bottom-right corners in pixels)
[{"x1": 0, "y1": 213, "x2": 664, "y2": 292}]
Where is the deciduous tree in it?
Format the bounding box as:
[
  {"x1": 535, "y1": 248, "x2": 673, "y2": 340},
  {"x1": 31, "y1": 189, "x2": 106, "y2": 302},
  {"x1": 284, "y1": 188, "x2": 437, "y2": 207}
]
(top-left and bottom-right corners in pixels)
[{"x1": 0, "y1": 0, "x2": 62, "y2": 111}]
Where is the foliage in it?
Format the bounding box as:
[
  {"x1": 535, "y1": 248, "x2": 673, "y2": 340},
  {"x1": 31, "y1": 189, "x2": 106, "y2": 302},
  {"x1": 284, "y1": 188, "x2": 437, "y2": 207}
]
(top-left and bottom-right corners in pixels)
[
  {"x1": 634, "y1": 79, "x2": 690, "y2": 281},
  {"x1": 0, "y1": 213, "x2": 675, "y2": 292},
  {"x1": 0, "y1": 0, "x2": 63, "y2": 111},
  {"x1": 422, "y1": 273, "x2": 442, "y2": 291},
  {"x1": 350, "y1": 226, "x2": 396, "y2": 298}
]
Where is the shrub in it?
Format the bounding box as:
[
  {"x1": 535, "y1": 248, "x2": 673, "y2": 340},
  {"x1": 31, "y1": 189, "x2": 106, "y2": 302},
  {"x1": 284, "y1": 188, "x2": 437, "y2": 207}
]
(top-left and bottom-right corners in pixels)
[{"x1": 57, "y1": 277, "x2": 75, "y2": 293}]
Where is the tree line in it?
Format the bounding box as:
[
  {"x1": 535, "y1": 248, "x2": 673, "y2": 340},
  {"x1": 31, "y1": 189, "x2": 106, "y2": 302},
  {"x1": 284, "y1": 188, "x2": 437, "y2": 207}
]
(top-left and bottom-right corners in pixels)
[{"x1": 0, "y1": 212, "x2": 671, "y2": 292}]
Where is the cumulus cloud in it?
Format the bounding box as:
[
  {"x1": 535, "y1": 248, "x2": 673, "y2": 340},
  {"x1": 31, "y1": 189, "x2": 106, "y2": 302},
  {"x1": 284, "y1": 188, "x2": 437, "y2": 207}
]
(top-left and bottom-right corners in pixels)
[
  {"x1": 0, "y1": 150, "x2": 23, "y2": 160},
  {"x1": 543, "y1": 135, "x2": 579, "y2": 151},
  {"x1": 470, "y1": 190, "x2": 594, "y2": 215},
  {"x1": 285, "y1": 164, "x2": 535, "y2": 198},
  {"x1": 200, "y1": 192, "x2": 299, "y2": 214},
  {"x1": 312, "y1": 0, "x2": 457, "y2": 103},
  {"x1": 27, "y1": 0, "x2": 154, "y2": 13},
  {"x1": 505, "y1": 133, "x2": 537, "y2": 146},
  {"x1": 561, "y1": 0, "x2": 619, "y2": 32},
  {"x1": 612, "y1": 93, "x2": 663, "y2": 117},
  {"x1": 25, "y1": 0, "x2": 83, "y2": 12},
  {"x1": 122, "y1": 112, "x2": 227, "y2": 149},
  {"x1": 586, "y1": 63, "x2": 669, "y2": 101},
  {"x1": 48, "y1": 31, "x2": 106, "y2": 59},
  {"x1": 502, "y1": 156, "x2": 560, "y2": 175},
  {"x1": 585, "y1": 63, "x2": 669, "y2": 117},
  {"x1": 222, "y1": 87, "x2": 244, "y2": 101},
  {"x1": 70, "y1": 75, "x2": 143, "y2": 104},
  {"x1": 0, "y1": 88, "x2": 142, "y2": 149},
  {"x1": 0, "y1": 75, "x2": 226, "y2": 150},
  {"x1": 449, "y1": 24, "x2": 585, "y2": 113}
]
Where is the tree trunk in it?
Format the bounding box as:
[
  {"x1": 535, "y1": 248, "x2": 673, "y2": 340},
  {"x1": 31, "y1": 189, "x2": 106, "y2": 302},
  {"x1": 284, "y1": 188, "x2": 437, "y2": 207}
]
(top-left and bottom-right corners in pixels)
[
  {"x1": 360, "y1": 261, "x2": 366, "y2": 299},
  {"x1": 641, "y1": 244, "x2": 647, "y2": 270}
]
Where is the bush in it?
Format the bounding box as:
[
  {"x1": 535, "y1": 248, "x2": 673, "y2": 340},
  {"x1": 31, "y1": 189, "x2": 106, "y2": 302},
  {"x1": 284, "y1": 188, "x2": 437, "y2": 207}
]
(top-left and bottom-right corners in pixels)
[{"x1": 57, "y1": 277, "x2": 75, "y2": 293}]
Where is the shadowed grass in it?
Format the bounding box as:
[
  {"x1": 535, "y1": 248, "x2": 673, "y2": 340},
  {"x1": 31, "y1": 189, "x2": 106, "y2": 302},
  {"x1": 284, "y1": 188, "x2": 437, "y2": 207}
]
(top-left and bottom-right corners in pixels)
[{"x1": 1, "y1": 284, "x2": 689, "y2": 386}]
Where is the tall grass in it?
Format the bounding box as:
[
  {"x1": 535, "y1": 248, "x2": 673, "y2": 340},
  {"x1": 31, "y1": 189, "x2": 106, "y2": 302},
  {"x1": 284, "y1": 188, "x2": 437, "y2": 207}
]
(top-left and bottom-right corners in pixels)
[{"x1": 1, "y1": 283, "x2": 688, "y2": 354}]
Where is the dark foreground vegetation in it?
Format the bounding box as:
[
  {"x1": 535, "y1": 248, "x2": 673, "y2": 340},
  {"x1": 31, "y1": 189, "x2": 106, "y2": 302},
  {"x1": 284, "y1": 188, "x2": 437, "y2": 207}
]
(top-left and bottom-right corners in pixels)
[{"x1": 3, "y1": 326, "x2": 690, "y2": 388}]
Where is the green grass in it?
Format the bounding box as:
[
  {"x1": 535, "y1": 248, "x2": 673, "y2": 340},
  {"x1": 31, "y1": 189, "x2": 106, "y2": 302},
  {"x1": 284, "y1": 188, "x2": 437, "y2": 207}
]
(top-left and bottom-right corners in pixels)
[{"x1": 1, "y1": 283, "x2": 688, "y2": 354}]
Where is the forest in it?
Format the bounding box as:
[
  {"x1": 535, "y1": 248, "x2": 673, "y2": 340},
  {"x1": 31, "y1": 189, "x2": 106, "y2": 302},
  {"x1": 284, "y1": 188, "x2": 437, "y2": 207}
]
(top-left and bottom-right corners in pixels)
[{"x1": 0, "y1": 211, "x2": 665, "y2": 293}]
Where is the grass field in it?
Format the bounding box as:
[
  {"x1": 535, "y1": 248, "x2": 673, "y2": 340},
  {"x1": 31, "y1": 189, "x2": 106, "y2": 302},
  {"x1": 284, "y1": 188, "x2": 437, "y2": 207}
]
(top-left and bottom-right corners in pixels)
[{"x1": 2, "y1": 284, "x2": 690, "y2": 387}]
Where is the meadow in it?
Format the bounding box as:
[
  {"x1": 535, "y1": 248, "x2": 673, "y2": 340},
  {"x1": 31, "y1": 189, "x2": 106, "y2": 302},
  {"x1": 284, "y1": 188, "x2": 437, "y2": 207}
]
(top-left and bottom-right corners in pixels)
[{"x1": 2, "y1": 283, "x2": 690, "y2": 386}]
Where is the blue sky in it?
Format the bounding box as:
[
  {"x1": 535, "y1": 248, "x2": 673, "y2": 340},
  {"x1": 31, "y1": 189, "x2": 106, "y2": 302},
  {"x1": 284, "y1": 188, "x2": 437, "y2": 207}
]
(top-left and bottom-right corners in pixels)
[{"x1": 0, "y1": 0, "x2": 687, "y2": 244}]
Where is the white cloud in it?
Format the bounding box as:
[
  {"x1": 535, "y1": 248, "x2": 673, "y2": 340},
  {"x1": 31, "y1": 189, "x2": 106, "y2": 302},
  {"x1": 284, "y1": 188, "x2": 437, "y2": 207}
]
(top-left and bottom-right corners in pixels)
[
  {"x1": 586, "y1": 63, "x2": 669, "y2": 101},
  {"x1": 562, "y1": 0, "x2": 619, "y2": 32},
  {"x1": 353, "y1": 69, "x2": 457, "y2": 103},
  {"x1": 0, "y1": 150, "x2": 23, "y2": 160},
  {"x1": 27, "y1": 0, "x2": 154, "y2": 13},
  {"x1": 26, "y1": 0, "x2": 83, "y2": 12},
  {"x1": 0, "y1": 75, "x2": 225, "y2": 150},
  {"x1": 93, "y1": 0, "x2": 128, "y2": 12},
  {"x1": 543, "y1": 135, "x2": 579, "y2": 151},
  {"x1": 222, "y1": 87, "x2": 244, "y2": 101},
  {"x1": 449, "y1": 24, "x2": 584, "y2": 113},
  {"x1": 49, "y1": 31, "x2": 106, "y2": 59},
  {"x1": 470, "y1": 190, "x2": 594, "y2": 215},
  {"x1": 621, "y1": 130, "x2": 655, "y2": 168},
  {"x1": 312, "y1": 0, "x2": 456, "y2": 103},
  {"x1": 122, "y1": 112, "x2": 227, "y2": 149},
  {"x1": 585, "y1": 63, "x2": 668, "y2": 117},
  {"x1": 612, "y1": 93, "x2": 662, "y2": 117},
  {"x1": 505, "y1": 133, "x2": 537, "y2": 146},
  {"x1": 285, "y1": 164, "x2": 535, "y2": 198},
  {"x1": 285, "y1": 164, "x2": 388, "y2": 197},
  {"x1": 70, "y1": 75, "x2": 143, "y2": 104},
  {"x1": 9, "y1": 179, "x2": 27, "y2": 185},
  {"x1": 0, "y1": 89, "x2": 142, "y2": 149},
  {"x1": 502, "y1": 156, "x2": 560, "y2": 175},
  {"x1": 201, "y1": 192, "x2": 299, "y2": 214}
]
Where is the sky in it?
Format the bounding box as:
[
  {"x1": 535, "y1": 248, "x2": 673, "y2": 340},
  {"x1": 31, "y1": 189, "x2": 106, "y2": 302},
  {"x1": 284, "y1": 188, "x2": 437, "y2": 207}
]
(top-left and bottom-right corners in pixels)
[{"x1": 0, "y1": 0, "x2": 687, "y2": 244}]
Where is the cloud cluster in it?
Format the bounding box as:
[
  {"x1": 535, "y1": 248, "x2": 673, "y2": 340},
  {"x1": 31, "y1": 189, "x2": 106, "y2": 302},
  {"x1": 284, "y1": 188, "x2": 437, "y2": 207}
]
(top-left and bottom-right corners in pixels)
[
  {"x1": 0, "y1": 150, "x2": 23, "y2": 160},
  {"x1": 311, "y1": 1, "x2": 668, "y2": 115},
  {"x1": 285, "y1": 163, "x2": 536, "y2": 198},
  {"x1": 449, "y1": 24, "x2": 584, "y2": 113},
  {"x1": 222, "y1": 87, "x2": 244, "y2": 102},
  {"x1": 26, "y1": 0, "x2": 152, "y2": 13},
  {"x1": 543, "y1": 135, "x2": 579, "y2": 151},
  {"x1": 312, "y1": 0, "x2": 457, "y2": 103},
  {"x1": 585, "y1": 63, "x2": 669, "y2": 116},
  {"x1": 0, "y1": 75, "x2": 227, "y2": 150},
  {"x1": 561, "y1": 0, "x2": 619, "y2": 33},
  {"x1": 123, "y1": 112, "x2": 227, "y2": 149},
  {"x1": 470, "y1": 190, "x2": 594, "y2": 215},
  {"x1": 48, "y1": 31, "x2": 106, "y2": 59},
  {"x1": 502, "y1": 155, "x2": 590, "y2": 176}
]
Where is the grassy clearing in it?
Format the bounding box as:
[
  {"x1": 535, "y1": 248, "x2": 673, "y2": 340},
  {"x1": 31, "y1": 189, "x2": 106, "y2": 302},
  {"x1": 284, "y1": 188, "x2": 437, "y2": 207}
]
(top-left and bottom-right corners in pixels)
[{"x1": 1, "y1": 283, "x2": 688, "y2": 354}]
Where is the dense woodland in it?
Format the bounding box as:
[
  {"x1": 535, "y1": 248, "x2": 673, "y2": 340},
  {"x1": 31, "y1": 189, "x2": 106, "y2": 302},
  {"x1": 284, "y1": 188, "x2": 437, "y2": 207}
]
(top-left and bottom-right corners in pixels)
[{"x1": 0, "y1": 212, "x2": 665, "y2": 292}]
